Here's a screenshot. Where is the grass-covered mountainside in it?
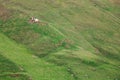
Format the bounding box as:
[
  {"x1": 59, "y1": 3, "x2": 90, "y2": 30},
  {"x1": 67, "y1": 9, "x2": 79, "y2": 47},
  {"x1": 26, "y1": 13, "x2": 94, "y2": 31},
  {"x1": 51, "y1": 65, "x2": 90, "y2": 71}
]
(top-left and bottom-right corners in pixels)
[{"x1": 0, "y1": 0, "x2": 120, "y2": 80}]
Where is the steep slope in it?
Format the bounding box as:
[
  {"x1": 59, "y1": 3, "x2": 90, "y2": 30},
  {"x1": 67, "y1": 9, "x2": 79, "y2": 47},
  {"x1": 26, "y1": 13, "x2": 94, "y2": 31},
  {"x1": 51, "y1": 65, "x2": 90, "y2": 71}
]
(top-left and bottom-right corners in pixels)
[
  {"x1": 0, "y1": 54, "x2": 30, "y2": 80},
  {"x1": 0, "y1": 33, "x2": 74, "y2": 80},
  {"x1": 0, "y1": 0, "x2": 120, "y2": 80}
]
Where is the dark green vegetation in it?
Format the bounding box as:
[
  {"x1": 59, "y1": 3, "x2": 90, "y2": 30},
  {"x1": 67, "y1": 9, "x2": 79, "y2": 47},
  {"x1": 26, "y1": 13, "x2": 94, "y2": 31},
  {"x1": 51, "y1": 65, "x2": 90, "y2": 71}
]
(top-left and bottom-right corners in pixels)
[
  {"x1": 0, "y1": 54, "x2": 30, "y2": 80},
  {"x1": 0, "y1": 0, "x2": 120, "y2": 80}
]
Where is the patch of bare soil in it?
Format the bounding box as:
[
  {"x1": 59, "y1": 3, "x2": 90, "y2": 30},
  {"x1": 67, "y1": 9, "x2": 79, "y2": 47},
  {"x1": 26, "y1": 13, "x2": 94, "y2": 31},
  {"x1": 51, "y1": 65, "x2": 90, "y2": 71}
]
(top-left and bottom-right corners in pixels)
[
  {"x1": 109, "y1": 0, "x2": 120, "y2": 5},
  {"x1": 0, "y1": 4, "x2": 11, "y2": 21}
]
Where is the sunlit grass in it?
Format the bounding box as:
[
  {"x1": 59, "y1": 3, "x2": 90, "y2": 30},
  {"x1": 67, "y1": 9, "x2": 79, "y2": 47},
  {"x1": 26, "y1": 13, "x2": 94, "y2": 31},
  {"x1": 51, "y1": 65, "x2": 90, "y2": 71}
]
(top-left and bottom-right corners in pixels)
[{"x1": 0, "y1": 0, "x2": 120, "y2": 80}]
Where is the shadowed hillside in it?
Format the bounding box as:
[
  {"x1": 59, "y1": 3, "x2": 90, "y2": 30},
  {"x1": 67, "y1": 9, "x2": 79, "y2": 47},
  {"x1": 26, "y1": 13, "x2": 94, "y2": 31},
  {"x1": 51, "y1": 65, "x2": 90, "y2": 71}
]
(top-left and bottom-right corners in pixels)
[{"x1": 0, "y1": 0, "x2": 120, "y2": 80}]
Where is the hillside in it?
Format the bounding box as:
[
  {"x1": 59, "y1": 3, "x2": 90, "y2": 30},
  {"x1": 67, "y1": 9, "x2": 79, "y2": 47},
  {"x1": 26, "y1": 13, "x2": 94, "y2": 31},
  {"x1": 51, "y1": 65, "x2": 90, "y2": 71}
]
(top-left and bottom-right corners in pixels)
[{"x1": 0, "y1": 0, "x2": 120, "y2": 80}]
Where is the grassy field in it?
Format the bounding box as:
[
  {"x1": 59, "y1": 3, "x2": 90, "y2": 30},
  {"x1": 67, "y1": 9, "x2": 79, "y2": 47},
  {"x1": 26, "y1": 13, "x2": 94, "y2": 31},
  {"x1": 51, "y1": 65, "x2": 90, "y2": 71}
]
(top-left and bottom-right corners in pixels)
[{"x1": 0, "y1": 0, "x2": 120, "y2": 80}]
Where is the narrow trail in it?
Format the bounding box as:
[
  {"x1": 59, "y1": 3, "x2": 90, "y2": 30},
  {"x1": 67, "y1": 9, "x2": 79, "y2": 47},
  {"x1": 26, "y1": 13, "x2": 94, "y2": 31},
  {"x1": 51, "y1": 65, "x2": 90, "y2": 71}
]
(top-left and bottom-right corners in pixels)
[
  {"x1": 48, "y1": 23, "x2": 66, "y2": 37},
  {"x1": 0, "y1": 33, "x2": 74, "y2": 80},
  {"x1": 0, "y1": 72, "x2": 28, "y2": 76}
]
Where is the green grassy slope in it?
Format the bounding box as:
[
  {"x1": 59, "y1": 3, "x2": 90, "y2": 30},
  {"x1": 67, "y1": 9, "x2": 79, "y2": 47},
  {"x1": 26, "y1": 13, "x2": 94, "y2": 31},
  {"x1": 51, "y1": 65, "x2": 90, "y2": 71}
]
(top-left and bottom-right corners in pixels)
[
  {"x1": 0, "y1": 33, "x2": 74, "y2": 80},
  {"x1": 0, "y1": 54, "x2": 30, "y2": 80},
  {"x1": 0, "y1": 0, "x2": 120, "y2": 80}
]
